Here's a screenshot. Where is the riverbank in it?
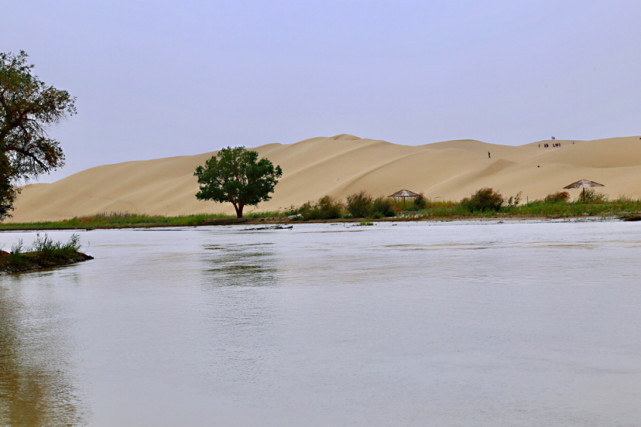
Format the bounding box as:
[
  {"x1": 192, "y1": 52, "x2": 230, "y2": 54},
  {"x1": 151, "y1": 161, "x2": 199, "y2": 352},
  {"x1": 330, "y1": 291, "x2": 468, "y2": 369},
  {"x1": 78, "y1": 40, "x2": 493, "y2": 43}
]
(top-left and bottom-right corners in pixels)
[
  {"x1": 0, "y1": 234, "x2": 92, "y2": 273},
  {"x1": 0, "y1": 207, "x2": 639, "y2": 231},
  {"x1": 0, "y1": 250, "x2": 93, "y2": 273},
  {"x1": 0, "y1": 213, "x2": 256, "y2": 231},
  {"x1": 4, "y1": 188, "x2": 641, "y2": 231}
]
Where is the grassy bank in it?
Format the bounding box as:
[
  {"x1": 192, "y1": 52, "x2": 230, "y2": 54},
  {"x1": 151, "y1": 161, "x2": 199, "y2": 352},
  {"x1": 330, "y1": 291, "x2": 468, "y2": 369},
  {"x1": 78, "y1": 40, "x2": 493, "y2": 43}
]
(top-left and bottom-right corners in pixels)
[
  {"x1": 0, "y1": 234, "x2": 93, "y2": 273},
  {"x1": 393, "y1": 198, "x2": 641, "y2": 220},
  {"x1": 288, "y1": 190, "x2": 641, "y2": 221},
  {"x1": 0, "y1": 211, "x2": 284, "y2": 230},
  {"x1": 2, "y1": 190, "x2": 641, "y2": 231}
]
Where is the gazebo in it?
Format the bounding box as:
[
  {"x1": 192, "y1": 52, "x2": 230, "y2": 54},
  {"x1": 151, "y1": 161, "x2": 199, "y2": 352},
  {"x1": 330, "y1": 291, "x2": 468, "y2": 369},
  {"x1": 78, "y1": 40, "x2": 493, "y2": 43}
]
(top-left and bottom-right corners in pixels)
[
  {"x1": 563, "y1": 179, "x2": 604, "y2": 202},
  {"x1": 388, "y1": 189, "x2": 420, "y2": 208}
]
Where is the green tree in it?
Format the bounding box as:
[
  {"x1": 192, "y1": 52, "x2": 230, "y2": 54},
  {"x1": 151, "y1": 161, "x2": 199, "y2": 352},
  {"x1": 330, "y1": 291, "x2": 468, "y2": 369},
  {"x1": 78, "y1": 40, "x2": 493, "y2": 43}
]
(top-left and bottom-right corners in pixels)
[
  {"x1": 0, "y1": 51, "x2": 76, "y2": 219},
  {"x1": 194, "y1": 146, "x2": 282, "y2": 218}
]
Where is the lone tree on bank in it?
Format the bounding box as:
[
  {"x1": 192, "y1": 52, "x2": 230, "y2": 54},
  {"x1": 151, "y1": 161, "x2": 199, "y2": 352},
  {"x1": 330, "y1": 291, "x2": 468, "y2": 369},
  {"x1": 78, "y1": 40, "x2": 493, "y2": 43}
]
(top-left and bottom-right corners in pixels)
[
  {"x1": 0, "y1": 51, "x2": 76, "y2": 219},
  {"x1": 194, "y1": 146, "x2": 282, "y2": 218}
]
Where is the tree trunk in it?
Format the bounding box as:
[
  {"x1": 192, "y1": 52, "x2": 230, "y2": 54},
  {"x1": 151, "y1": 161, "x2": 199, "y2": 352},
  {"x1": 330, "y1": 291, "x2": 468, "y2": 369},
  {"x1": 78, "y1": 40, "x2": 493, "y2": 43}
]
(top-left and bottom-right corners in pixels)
[{"x1": 235, "y1": 204, "x2": 244, "y2": 218}]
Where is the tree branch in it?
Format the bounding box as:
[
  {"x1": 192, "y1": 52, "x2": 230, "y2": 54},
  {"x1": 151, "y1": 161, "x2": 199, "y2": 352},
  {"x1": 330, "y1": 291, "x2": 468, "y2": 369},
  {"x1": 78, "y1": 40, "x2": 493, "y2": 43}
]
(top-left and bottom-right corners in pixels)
[{"x1": 3, "y1": 145, "x2": 48, "y2": 169}]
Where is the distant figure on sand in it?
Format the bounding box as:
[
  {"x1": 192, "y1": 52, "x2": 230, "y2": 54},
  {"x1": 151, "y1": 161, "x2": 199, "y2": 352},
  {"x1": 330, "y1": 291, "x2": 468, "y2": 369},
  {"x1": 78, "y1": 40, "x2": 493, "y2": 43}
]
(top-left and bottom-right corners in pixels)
[{"x1": 488, "y1": 151, "x2": 491, "y2": 159}]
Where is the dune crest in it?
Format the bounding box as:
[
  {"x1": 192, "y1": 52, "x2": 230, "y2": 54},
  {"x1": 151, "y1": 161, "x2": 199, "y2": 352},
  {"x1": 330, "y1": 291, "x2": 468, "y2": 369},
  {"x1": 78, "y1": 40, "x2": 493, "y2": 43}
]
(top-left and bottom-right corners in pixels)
[{"x1": 8, "y1": 135, "x2": 641, "y2": 222}]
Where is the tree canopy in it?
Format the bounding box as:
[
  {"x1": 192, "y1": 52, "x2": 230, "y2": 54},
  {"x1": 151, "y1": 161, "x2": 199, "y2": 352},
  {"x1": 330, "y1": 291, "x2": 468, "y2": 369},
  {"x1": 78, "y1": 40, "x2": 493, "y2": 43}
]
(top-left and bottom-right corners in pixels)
[
  {"x1": 0, "y1": 50, "x2": 76, "y2": 219},
  {"x1": 194, "y1": 146, "x2": 282, "y2": 218}
]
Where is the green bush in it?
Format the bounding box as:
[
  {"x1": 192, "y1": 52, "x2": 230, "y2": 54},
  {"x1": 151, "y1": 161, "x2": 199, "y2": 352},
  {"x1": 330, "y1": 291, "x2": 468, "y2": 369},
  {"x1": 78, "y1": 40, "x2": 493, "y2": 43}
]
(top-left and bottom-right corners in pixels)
[
  {"x1": 461, "y1": 188, "x2": 504, "y2": 212},
  {"x1": 317, "y1": 196, "x2": 343, "y2": 218},
  {"x1": 578, "y1": 189, "x2": 608, "y2": 204},
  {"x1": 346, "y1": 191, "x2": 373, "y2": 218},
  {"x1": 544, "y1": 191, "x2": 570, "y2": 203},
  {"x1": 413, "y1": 194, "x2": 426, "y2": 209},
  {"x1": 372, "y1": 197, "x2": 395, "y2": 218},
  {"x1": 298, "y1": 196, "x2": 343, "y2": 220}
]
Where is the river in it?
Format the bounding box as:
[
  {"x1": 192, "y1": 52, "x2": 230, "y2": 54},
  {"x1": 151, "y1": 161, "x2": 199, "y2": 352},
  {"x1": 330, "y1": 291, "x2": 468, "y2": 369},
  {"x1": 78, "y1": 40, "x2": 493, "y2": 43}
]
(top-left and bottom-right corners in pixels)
[{"x1": 1, "y1": 220, "x2": 640, "y2": 426}]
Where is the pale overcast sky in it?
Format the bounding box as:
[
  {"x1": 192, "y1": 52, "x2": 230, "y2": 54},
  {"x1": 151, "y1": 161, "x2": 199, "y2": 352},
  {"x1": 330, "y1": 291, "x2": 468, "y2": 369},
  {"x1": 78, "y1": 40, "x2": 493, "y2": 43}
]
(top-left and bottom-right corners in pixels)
[{"x1": 2, "y1": 0, "x2": 641, "y2": 182}]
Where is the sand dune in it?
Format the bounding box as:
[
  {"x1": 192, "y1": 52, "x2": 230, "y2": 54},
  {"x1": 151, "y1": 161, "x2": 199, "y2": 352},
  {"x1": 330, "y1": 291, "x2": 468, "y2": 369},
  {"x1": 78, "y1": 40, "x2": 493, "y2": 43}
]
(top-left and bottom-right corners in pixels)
[{"x1": 8, "y1": 134, "x2": 641, "y2": 222}]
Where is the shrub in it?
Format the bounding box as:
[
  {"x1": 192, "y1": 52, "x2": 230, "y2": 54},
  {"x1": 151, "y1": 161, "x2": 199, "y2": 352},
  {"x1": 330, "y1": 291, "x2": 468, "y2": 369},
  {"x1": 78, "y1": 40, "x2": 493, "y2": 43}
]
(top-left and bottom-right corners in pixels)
[
  {"x1": 372, "y1": 197, "x2": 395, "y2": 218},
  {"x1": 507, "y1": 192, "x2": 522, "y2": 207},
  {"x1": 285, "y1": 205, "x2": 300, "y2": 216},
  {"x1": 578, "y1": 189, "x2": 608, "y2": 204},
  {"x1": 461, "y1": 188, "x2": 504, "y2": 212},
  {"x1": 346, "y1": 191, "x2": 373, "y2": 218},
  {"x1": 413, "y1": 194, "x2": 426, "y2": 209},
  {"x1": 316, "y1": 196, "x2": 343, "y2": 218},
  {"x1": 298, "y1": 196, "x2": 343, "y2": 220},
  {"x1": 297, "y1": 202, "x2": 314, "y2": 219},
  {"x1": 544, "y1": 191, "x2": 570, "y2": 203}
]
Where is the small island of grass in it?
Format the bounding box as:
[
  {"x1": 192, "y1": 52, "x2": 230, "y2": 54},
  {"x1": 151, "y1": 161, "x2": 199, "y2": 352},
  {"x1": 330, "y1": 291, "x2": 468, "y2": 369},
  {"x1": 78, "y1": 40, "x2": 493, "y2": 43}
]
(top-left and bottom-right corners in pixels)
[{"x1": 0, "y1": 234, "x2": 93, "y2": 274}]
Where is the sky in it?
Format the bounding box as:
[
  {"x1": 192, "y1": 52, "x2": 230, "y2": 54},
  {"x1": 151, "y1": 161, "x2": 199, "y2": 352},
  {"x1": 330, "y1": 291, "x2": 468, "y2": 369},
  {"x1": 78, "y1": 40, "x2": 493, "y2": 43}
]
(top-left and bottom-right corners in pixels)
[{"x1": 2, "y1": 0, "x2": 641, "y2": 182}]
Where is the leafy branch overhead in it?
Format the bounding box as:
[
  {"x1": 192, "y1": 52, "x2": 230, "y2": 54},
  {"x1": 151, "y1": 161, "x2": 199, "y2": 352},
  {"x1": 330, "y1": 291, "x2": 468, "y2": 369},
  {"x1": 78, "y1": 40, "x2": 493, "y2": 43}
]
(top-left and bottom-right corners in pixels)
[
  {"x1": 0, "y1": 50, "x2": 76, "y2": 219},
  {"x1": 194, "y1": 146, "x2": 282, "y2": 218}
]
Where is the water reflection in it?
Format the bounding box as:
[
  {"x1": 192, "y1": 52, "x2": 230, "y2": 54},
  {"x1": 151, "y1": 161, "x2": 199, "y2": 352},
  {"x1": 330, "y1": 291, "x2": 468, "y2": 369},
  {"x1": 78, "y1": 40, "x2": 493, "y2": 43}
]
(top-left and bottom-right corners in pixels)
[
  {"x1": 197, "y1": 236, "x2": 281, "y2": 408},
  {"x1": 203, "y1": 241, "x2": 278, "y2": 287},
  {"x1": 0, "y1": 278, "x2": 84, "y2": 425}
]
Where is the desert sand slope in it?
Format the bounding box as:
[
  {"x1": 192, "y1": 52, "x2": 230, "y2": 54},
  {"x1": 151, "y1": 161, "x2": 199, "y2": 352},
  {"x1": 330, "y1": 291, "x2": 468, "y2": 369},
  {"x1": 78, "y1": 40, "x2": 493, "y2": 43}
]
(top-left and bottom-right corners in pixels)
[{"x1": 8, "y1": 134, "x2": 641, "y2": 222}]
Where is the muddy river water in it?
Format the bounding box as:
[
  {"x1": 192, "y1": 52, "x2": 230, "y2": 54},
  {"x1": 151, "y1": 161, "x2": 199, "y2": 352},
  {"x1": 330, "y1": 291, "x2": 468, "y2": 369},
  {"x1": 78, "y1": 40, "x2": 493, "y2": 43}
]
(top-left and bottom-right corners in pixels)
[{"x1": 1, "y1": 220, "x2": 640, "y2": 426}]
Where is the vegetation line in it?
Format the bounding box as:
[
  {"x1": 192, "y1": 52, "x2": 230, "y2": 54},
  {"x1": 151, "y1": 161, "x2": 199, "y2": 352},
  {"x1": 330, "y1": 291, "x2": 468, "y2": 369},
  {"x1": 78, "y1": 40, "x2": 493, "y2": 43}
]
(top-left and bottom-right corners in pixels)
[
  {"x1": 0, "y1": 212, "x2": 281, "y2": 230},
  {"x1": 2, "y1": 188, "x2": 641, "y2": 231}
]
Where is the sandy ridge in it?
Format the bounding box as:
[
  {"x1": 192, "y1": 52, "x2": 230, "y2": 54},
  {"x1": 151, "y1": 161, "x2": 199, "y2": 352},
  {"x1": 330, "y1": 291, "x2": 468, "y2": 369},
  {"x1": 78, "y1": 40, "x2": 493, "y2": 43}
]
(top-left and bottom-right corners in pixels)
[{"x1": 8, "y1": 134, "x2": 641, "y2": 222}]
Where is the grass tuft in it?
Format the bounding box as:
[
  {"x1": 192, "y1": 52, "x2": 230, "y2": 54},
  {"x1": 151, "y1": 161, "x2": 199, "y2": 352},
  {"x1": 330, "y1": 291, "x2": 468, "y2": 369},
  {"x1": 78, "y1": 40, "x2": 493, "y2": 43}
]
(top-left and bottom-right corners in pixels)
[{"x1": 1, "y1": 234, "x2": 92, "y2": 273}]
